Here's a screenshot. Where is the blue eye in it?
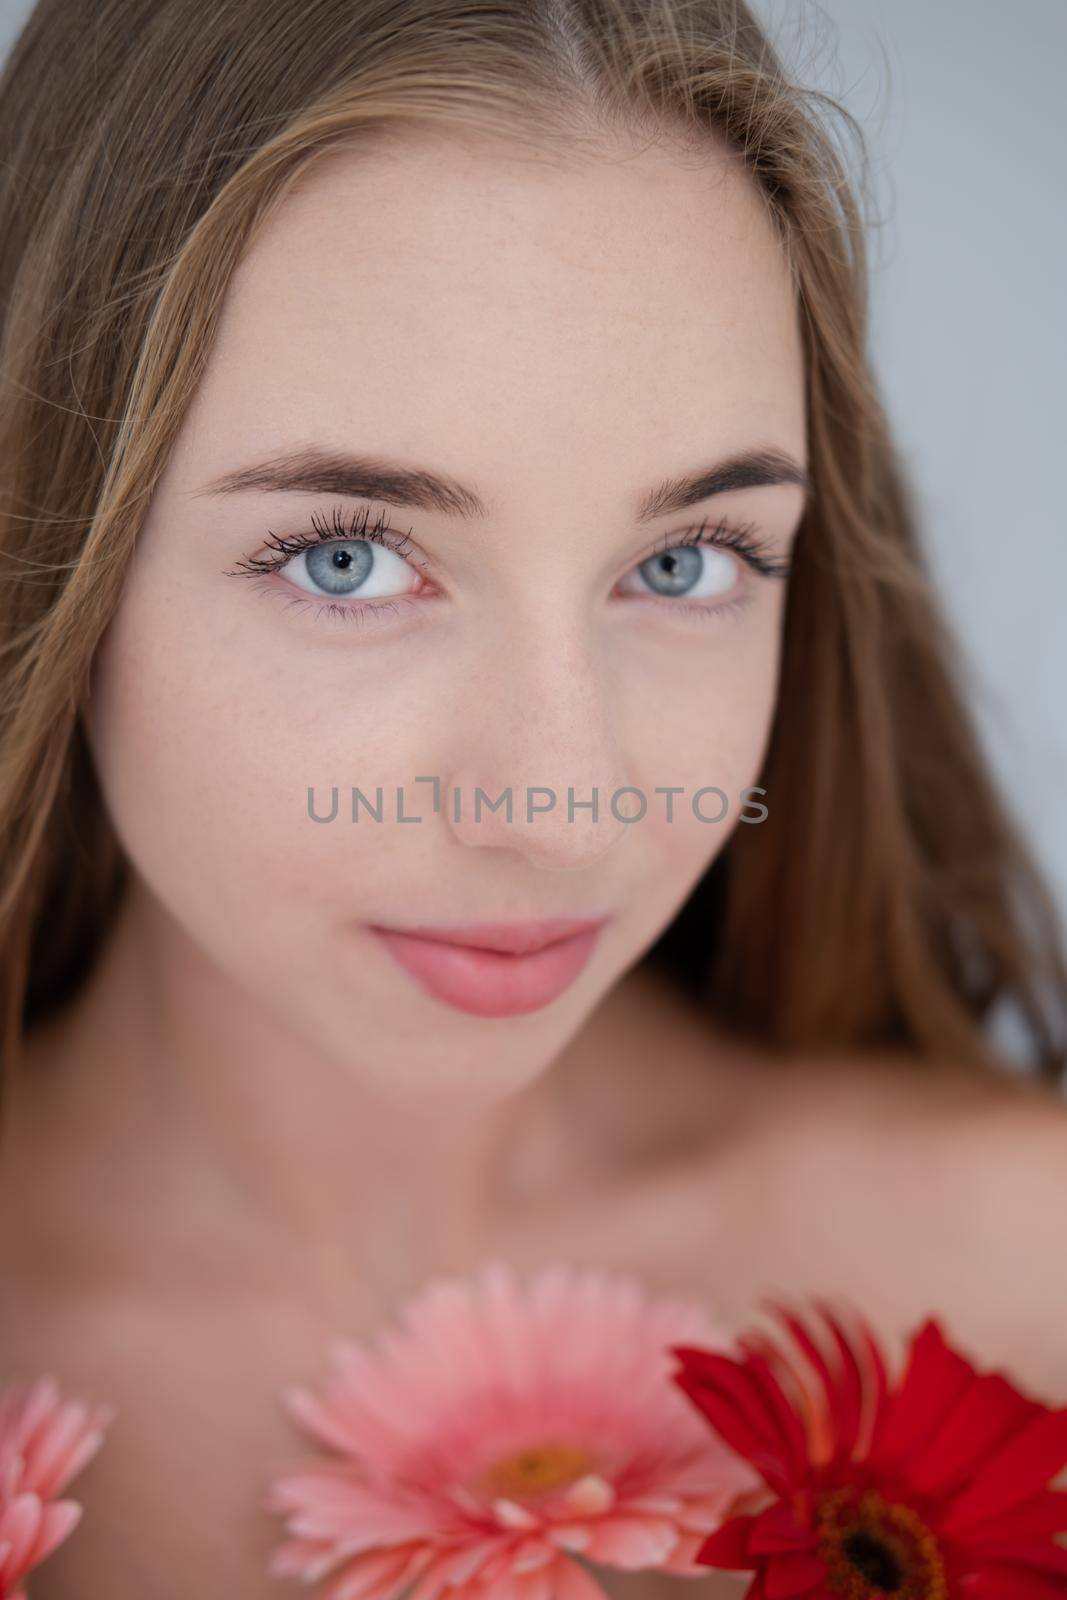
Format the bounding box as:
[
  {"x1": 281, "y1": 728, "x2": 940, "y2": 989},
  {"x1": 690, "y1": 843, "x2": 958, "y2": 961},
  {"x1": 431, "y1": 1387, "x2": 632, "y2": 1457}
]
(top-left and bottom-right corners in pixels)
[
  {"x1": 284, "y1": 538, "x2": 419, "y2": 600},
  {"x1": 627, "y1": 543, "x2": 737, "y2": 601}
]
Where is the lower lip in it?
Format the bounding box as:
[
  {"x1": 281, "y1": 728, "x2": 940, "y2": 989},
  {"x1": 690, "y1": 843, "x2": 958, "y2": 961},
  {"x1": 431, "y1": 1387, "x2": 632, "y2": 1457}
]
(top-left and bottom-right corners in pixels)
[{"x1": 369, "y1": 924, "x2": 605, "y2": 1017}]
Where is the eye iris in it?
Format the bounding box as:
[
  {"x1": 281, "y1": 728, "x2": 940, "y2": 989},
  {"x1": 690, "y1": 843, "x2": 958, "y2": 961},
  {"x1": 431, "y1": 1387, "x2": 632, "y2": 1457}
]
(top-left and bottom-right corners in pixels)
[
  {"x1": 305, "y1": 540, "x2": 374, "y2": 596},
  {"x1": 638, "y1": 544, "x2": 704, "y2": 597}
]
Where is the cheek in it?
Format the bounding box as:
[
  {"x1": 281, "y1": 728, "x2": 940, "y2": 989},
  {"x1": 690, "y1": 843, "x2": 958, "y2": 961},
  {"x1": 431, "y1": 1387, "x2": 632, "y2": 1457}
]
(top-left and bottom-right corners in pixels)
[
  {"x1": 82, "y1": 582, "x2": 433, "y2": 953},
  {"x1": 620, "y1": 610, "x2": 784, "y2": 875}
]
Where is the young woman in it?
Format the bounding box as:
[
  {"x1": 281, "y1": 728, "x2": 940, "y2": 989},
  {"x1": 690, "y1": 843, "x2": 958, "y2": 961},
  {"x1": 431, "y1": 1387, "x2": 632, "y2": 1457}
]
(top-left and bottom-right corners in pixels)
[{"x1": 2, "y1": 0, "x2": 1066, "y2": 1593}]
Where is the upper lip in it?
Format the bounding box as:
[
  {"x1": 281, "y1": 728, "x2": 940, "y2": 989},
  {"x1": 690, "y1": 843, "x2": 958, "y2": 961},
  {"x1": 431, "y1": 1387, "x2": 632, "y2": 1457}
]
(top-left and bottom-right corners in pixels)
[{"x1": 370, "y1": 916, "x2": 609, "y2": 956}]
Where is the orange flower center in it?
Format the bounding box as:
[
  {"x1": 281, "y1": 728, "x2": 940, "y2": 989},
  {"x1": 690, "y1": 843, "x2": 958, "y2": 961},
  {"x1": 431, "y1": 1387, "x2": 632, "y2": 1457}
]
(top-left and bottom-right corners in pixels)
[
  {"x1": 816, "y1": 1488, "x2": 947, "y2": 1599},
  {"x1": 480, "y1": 1442, "x2": 595, "y2": 1500}
]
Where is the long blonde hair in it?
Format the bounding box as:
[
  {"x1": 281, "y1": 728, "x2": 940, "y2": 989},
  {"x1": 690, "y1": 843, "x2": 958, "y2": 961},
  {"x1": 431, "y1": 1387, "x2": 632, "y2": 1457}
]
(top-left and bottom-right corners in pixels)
[{"x1": 2, "y1": 0, "x2": 1065, "y2": 1085}]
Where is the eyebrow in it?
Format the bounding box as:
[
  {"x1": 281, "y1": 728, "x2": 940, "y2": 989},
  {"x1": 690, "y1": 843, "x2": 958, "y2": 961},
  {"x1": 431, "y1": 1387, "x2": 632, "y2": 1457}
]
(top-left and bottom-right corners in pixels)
[{"x1": 196, "y1": 443, "x2": 809, "y2": 523}]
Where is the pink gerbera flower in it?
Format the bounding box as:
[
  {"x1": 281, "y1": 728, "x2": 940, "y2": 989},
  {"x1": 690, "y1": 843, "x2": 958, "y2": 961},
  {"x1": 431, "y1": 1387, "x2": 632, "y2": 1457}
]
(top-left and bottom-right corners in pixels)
[
  {"x1": 0, "y1": 1375, "x2": 114, "y2": 1600},
  {"x1": 267, "y1": 1259, "x2": 760, "y2": 1599}
]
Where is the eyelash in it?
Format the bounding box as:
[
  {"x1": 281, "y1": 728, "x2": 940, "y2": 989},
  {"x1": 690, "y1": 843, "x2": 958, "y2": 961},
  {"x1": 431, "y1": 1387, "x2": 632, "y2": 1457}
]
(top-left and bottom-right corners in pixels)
[{"x1": 225, "y1": 501, "x2": 791, "y2": 630}]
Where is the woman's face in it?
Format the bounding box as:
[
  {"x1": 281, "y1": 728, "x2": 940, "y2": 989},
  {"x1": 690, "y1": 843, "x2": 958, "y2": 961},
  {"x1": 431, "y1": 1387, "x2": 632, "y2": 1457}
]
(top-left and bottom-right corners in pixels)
[{"x1": 85, "y1": 124, "x2": 807, "y2": 1106}]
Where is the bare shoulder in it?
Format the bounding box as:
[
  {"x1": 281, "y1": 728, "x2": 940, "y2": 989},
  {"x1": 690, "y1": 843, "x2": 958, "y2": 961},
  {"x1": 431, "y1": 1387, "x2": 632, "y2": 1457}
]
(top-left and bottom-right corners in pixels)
[
  {"x1": 772, "y1": 1044, "x2": 1067, "y2": 1203},
  {"x1": 723, "y1": 1044, "x2": 1067, "y2": 1396},
  {"x1": 574, "y1": 974, "x2": 1067, "y2": 1395}
]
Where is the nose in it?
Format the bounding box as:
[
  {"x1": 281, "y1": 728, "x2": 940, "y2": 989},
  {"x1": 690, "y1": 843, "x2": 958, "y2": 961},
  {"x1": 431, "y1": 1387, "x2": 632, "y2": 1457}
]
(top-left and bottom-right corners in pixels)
[{"x1": 442, "y1": 625, "x2": 632, "y2": 871}]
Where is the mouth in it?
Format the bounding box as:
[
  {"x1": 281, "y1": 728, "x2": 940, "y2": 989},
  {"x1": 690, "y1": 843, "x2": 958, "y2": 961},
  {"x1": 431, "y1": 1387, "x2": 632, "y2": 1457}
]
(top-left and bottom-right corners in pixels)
[{"x1": 367, "y1": 916, "x2": 611, "y2": 1017}]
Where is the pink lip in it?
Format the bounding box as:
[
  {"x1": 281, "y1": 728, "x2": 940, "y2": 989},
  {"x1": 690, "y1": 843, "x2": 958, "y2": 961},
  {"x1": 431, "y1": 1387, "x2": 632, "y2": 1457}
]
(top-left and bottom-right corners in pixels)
[{"x1": 368, "y1": 917, "x2": 609, "y2": 1016}]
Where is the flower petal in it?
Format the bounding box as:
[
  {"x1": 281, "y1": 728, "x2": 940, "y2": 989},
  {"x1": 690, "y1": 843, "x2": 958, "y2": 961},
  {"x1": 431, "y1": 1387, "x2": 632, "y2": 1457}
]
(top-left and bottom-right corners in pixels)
[
  {"x1": 545, "y1": 1523, "x2": 593, "y2": 1553},
  {"x1": 964, "y1": 1543, "x2": 1067, "y2": 1577},
  {"x1": 672, "y1": 1367, "x2": 793, "y2": 1497},
  {"x1": 747, "y1": 1502, "x2": 819, "y2": 1555},
  {"x1": 909, "y1": 1371, "x2": 1044, "y2": 1498},
  {"x1": 584, "y1": 1515, "x2": 679, "y2": 1567},
  {"x1": 320, "y1": 1543, "x2": 428, "y2": 1600},
  {"x1": 809, "y1": 1303, "x2": 866, "y2": 1461},
  {"x1": 695, "y1": 1514, "x2": 755, "y2": 1568},
  {"x1": 961, "y1": 1490, "x2": 1067, "y2": 1545},
  {"x1": 941, "y1": 1408, "x2": 1067, "y2": 1531},
  {"x1": 0, "y1": 1493, "x2": 43, "y2": 1574},
  {"x1": 26, "y1": 1498, "x2": 82, "y2": 1568},
  {"x1": 763, "y1": 1551, "x2": 827, "y2": 1597},
  {"x1": 729, "y1": 1348, "x2": 812, "y2": 1483},
  {"x1": 492, "y1": 1498, "x2": 540, "y2": 1530},
  {"x1": 959, "y1": 1567, "x2": 1067, "y2": 1598},
  {"x1": 870, "y1": 1319, "x2": 975, "y2": 1468},
  {"x1": 759, "y1": 1306, "x2": 839, "y2": 1452},
  {"x1": 562, "y1": 1475, "x2": 615, "y2": 1516}
]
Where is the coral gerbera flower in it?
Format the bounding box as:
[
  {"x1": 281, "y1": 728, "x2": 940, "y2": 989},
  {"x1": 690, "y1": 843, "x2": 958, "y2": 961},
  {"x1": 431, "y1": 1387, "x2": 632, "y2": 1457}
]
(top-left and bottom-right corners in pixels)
[
  {"x1": 670, "y1": 1301, "x2": 1067, "y2": 1599},
  {"x1": 0, "y1": 1375, "x2": 114, "y2": 1600},
  {"x1": 266, "y1": 1259, "x2": 760, "y2": 1599}
]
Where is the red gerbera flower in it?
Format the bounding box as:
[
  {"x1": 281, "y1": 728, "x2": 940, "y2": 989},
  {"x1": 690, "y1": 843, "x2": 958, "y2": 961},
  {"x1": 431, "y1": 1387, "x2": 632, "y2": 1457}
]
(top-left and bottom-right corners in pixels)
[{"x1": 669, "y1": 1302, "x2": 1067, "y2": 1599}]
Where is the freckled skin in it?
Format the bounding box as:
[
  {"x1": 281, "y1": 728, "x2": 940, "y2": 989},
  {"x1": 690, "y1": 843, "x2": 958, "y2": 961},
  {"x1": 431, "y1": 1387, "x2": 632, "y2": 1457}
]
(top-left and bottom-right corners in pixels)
[
  {"x1": 6, "y1": 125, "x2": 1066, "y2": 1600},
  {"x1": 83, "y1": 123, "x2": 806, "y2": 1110}
]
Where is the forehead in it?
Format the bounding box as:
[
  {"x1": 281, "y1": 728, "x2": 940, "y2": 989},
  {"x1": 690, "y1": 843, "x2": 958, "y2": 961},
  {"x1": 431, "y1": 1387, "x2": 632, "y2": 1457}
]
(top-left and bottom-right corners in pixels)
[{"x1": 179, "y1": 125, "x2": 805, "y2": 505}]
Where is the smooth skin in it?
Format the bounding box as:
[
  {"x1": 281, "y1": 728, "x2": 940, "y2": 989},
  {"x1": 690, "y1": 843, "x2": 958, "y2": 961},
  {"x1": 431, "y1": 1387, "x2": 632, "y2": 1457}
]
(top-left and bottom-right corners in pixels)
[{"x1": 2, "y1": 123, "x2": 1066, "y2": 1597}]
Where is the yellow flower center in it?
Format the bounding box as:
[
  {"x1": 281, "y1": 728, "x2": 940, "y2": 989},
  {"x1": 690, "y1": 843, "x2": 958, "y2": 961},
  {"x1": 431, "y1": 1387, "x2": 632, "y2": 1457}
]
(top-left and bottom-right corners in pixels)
[
  {"x1": 480, "y1": 1442, "x2": 596, "y2": 1500},
  {"x1": 817, "y1": 1488, "x2": 947, "y2": 1599}
]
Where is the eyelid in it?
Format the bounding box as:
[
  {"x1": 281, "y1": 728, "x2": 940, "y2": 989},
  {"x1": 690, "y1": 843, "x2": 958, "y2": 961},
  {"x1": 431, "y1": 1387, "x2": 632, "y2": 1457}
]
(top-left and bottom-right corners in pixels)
[
  {"x1": 223, "y1": 501, "x2": 433, "y2": 583},
  {"x1": 638, "y1": 513, "x2": 791, "y2": 579}
]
